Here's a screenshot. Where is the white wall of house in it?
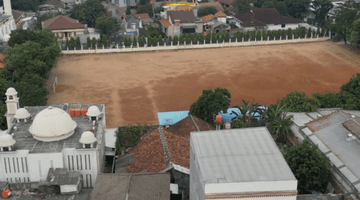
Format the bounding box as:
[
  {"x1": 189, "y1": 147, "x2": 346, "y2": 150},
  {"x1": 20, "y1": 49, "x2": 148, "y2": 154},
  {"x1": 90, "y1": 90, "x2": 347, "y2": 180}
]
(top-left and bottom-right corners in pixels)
[
  {"x1": 217, "y1": 17, "x2": 226, "y2": 24},
  {"x1": 266, "y1": 23, "x2": 299, "y2": 30}
]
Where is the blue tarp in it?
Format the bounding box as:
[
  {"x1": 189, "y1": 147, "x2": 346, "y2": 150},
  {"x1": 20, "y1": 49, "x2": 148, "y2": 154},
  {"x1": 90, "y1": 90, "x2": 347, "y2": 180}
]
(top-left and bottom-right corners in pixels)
[
  {"x1": 126, "y1": 31, "x2": 137, "y2": 35},
  {"x1": 157, "y1": 106, "x2": 267, "y2": 125}
]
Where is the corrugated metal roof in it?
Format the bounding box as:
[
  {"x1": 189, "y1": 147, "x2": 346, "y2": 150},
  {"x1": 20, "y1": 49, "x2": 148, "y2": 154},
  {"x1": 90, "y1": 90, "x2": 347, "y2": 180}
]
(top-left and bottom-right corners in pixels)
[
  {"x1": 287, "y1": 112, "x2": 313, "y2": 127},
  {"x1": 191, "y1": 127, "x2": 297, "y2": 183}
]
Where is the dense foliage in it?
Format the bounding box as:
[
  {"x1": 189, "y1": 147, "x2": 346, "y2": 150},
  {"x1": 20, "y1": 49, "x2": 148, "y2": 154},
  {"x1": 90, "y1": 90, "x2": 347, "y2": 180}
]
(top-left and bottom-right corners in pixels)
[
  {"x1": 277, "y1": 91, "x2": 320, "y2": 112},
  {"x1": 197, "y1": 6, "x2": 218, "y2": 17},
  {"x1": 137, "y1": 4, "x2": 153, "y2": 17},
  {"x1": 70, "y1": 0, "x2": 106, "y2": 28},
  {"x1": 189, "y1": 88, "x2": 231, "y2": 126},
  {"x1": 115, "y1": 123, "x2": 148, "y2": 154},
  {"x1": 284, "y1": 139, "x2": 331, "y2": 194},
  {"x1": 95, "y1": 16, "x2": 120, "y2": 37},
  {"x1": 0, "y1": 0, "x2": 46, "y2": 11}
]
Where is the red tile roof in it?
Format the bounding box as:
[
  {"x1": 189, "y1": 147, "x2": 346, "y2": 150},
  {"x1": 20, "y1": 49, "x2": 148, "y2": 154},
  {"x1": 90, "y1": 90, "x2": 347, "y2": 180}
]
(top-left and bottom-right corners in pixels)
[
  {"x1": 200, "y1": 14, "x2": 215, "y2": 23},
  {"x1": 215, "y1": 11, "x2": 227, "y2": 17},
  {"x1": 234, "y1": 8, "x2": 301, "y2": 27},
  {"x1": 159, "y1": 19, "x2": 172, "y2": 28},
  {"x1": 163, "y1": 130, "x2": 190, "y2": 168},
  {"x1": 42, "y1": 15, "x2": 85, "y2": 30},
  {"x1": 167, "y1": 115, "x2": 214, "y2": 138}
]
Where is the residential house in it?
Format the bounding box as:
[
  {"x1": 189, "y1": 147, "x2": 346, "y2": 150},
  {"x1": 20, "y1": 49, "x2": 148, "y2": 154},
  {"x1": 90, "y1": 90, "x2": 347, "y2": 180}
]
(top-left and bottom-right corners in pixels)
[
  {"x1": 42, "y1": 15, "x2": 100, "y2": 48},
  {"x1": 38, "y1": 4, "x2": 65, "y2": 16},
  {"x1": 0, "y1": 87, "x2": 107, "y2": 187},
  {"x1": 123, "y1": 14, "x2": 146, "y2": 37},
  {"x1": 91, "y1": 173, "x2": 171, "y2": 200},
  {"x1": 190, "y1": 127, "x2": 298, "y2": 200},
  {"x1": 60, "y1": 0, "x2": 75, "y2": 9},
  {"x1": 201, "y1": 11, "x2": 230, "y2": 34},
  {"x1": 287, "y1": 109, "x2": 360, "y2": 198},
  {"x1": 12, "y1": 10, "x2": 24, "y2": 28},
  {"x1": 123, "y1": 13, "x2": 154, "y2": 26},
  {"x1": 103, "y1": 2, "x2": 126, "y2": 20},
  {"x1": 234, "y1": 8, "x2": 303, "y2": 31},
  {"x1": 0, "y1": 0, "x2": 16, "y2": 42},
  {"x1": 123, "y1": 115, "x2": 214, "y2": 200},
  {"x1": 12, "y1": 10, "x2": 37, "y2": 30},
  {"x1": 160, "y1": 10, "x2": 202, "y2": 37}
]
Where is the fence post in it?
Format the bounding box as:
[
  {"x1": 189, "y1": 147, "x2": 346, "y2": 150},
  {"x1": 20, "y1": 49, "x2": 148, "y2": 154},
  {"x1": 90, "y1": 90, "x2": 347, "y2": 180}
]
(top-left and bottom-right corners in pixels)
[
  {"x1": 95, "y1": 45, "x2": 97, "y2": 50},
  {"x1": 311, "y1": 32, "x2": 313, "y2": 39},
  {"x1": 298, "y1": 36, "x2": 300, "y2": 40},
  {"x1": 204, "y1": 39, "x2": 205, "y2": 44},
  {"x1": 191, "y1": 41, "x2": 193, "y2": 46},
  {"x1": 171, "y1": 41, "x2": 173, "y2": 46},
  {"x1": 329, "y1": 31, "x2": 331, "y2": 39},
  {"x1": 274, "y1": 37, "x2": 275, "y2": 41},
  {"x1": 116, "y1": 44, "x2": 118, "y2": 49},
  {"x1": 280, "y1": 36, "x2": 282, "y2": 40},
  {"x1": 217, "y1": 40, "x2": 218, "y2": 44},
  {"x1": 236, "y1": 38, "x2": 238, "y2": 43},
  {"x1": 305, "y1": 34, "x2": 307, "y2": 39},
  {"x1": 317, "y1": 34, "x2": 319, "y2": 40},
  {"x1": 292, "y1": 34, "x2": 294, "y2": 40},
  {"x1": 177, "y1": 41, "x2": 179, "y2": 46},
  {"x1": 146, "y1": 37, "x2": 148, "y2": 46},
  {"x1": 197, "y1": 41, "x2": 199, "y2": 45},
  {"x1": 242, "y1": 37, "x2": 244, "y2": 42},
  {"x1": 286, "y1": 35, "x2": 288, "y2": 40},
  {"x1": 261, "y1": 37, "x2": 263, "y2": 42},
  {"x1": 184, "y1": 41, "x2": 186, "y2": 46},
  {"x1": 267, "y1": 36, "x2": 269, "y2": 41},
  {"x1": 248, "y1": 38, "x2": 250, "y2": 42},
  {"x1": 102, "y1": 45, "x2": 104, "y2": 49},
  {"x1": 81, "y1": 45, "x2": 83, "y2": 50},
  {"x1": 67, "y1": 47, "x2": 69, "y2": 51},
  {"x1": 255, "y1": 38, "x2": 256, "y2": 42}
]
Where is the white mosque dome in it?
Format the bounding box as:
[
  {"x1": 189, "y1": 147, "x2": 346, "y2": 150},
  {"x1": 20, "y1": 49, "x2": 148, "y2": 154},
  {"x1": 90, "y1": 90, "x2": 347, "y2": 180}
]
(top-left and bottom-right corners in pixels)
[
  {"x1": 29, "y1": 106, "x2": 77, "y2": 142},
  {"x1": 14, "y1": 108, "x2": 30, "y2": 119},
  {"x1": 86, "y1": 106, "x2": 101, "y2": 117},
  {"x1": 5, "y1": 87, "x2": 17, "y2": 96},
  {"x1": 79, "y1": 131, "x2": 97, "y2": 144},
  {"x1": 0, "y1": 134, "x2": 16, "y2": 147}
]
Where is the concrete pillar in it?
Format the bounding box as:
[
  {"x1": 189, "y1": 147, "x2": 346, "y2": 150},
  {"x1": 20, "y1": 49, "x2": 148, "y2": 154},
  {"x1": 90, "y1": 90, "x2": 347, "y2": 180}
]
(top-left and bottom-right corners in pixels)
[
  {"x1": 267, "y1": 36, "x2": 269, "y2": 41},
  {"x1": 292, "y1": 34, "x2": 294, "y2": 40},
  {"x1": 146, "y1": 37, "x2": 148, "y2": 45},
  {"x1": 274, "y1": 37, "x2": 275, "y2": 41},
  {"x1": 197, "y1": 41, "x2": 199, "y2": 45},
  {"x1": 317, "y1": 34, "x2": 319, "y2": 39},
  {"x1": 81, "y1": 45, "x2": 83, "y2": 50},
  {"x1": 236, "y1": 38, "x2": 238, "y2": 43},
  {"x1": 157, "y1": 42, "x2": 159, "y2": 47},
  {"x1": 217, "y1": 40, "x2": 218, "y2": 44},
  {"x1": 164, "y1": 43, "x2": 166, "y2": 47},
  {"x1": 280, "y1": 36, "x2": 282, "y2": 40},
  {"x1": 311, "y1": 32, "x2": 313, "y2": 38},
  {"x1": 67, "y1": 47, "x2": 69, "y2": 51},
  {"x1": 286, "y1": 35, "x2": 288, "y2": 40},
  {"x1": 191, "y1": 41, "x2": 193, "y2": 46},
  {"x1": 255, "y1": 38, "x2": 256, "y2": 42},
  {"x1": 329, "y1": 31, "x2": 331, "y2": 39},
  {"x1": 171, "y1": 41, "x2": 173, "y2": 46},
  {"x1": 305, "y1": 34, "x2": 307, "y2": 39},
  {"x1": 298, "y1": 37, "x2": 300, "y2": 40},
  {"x1": 184, "y1": 41, "x2": 186, "y2": 45},
  {"x1": 248, "y1": 38, "x2": 250, "y2": 42},
  {"x1": 242, "y1": 38, "x2": 244, "y2": 42},
  {"x1": 102, "y1": 45, "x2": 104, "y2": 49},
  {"x1": 95, "y1": 45, "x2": 97, "y2": 50},
  {"x1": 137, "y1": 43, "x2": 139, "y2": 48},
  {"x1": 229, "y1": 39, "x2": 231, "y2": 43},
  {"x1": 117, "y1": 44, "x2": 118, "y2": 49},
  {"x1": 261, "y1": 37, "x2": 263, "y2": 41},
  {"x1": 177, "y1": 41, "x2": 179, "y2": 46}
]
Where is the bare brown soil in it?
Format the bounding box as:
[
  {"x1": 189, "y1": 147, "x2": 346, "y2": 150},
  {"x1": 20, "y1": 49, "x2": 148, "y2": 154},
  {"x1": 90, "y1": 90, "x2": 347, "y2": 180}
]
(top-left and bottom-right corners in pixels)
[{"x1": 47, "y1": 41, "x2": 360, "y2": 128}]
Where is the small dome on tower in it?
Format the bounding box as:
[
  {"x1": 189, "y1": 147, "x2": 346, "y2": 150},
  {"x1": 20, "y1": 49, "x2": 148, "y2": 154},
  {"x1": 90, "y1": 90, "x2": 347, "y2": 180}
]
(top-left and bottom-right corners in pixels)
[
  {"x1": 14, "y1": 108, "x2": 30, "y2": 119},
  {"x1": 29, "y1": 106, "x2": 77, "y2": 142},
  {"x1": 0, "y1": 134, "x2": 16, "y2": 147},
  {"x1": 79, "y1": 131, "x2": 97, "y2": 144},
  {"x1": 5, "y1": 87, "x2": 17, "y2": 96},
  {"x1": 86, "y1": 106, "x2": 101, "y2": 117}
]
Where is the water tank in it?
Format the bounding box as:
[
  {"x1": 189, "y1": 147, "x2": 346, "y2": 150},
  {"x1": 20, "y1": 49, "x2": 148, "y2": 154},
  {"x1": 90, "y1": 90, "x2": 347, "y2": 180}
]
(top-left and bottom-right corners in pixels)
[
  {"x1": 81, "y1": 108, "x2": 87, "y2": 116},
  {"x1": 2, "y1": 190, "x2": 11, "y2": 198},
  {"x1": 216, "y1": 115, "x2": 222, "y2": 124},
  {"x1": 75, "y1": 108, "x2": 81, "y2": 117},
  {"x1": 69, "y1": 108, "x2": 75, "y2": 117}
]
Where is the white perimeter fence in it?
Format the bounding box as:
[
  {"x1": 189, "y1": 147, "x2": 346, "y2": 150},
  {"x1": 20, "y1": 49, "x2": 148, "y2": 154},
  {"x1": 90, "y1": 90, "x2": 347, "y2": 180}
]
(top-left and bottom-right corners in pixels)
[{"x1": 61, "y1": 33, "x2": 331, "y2": 55}]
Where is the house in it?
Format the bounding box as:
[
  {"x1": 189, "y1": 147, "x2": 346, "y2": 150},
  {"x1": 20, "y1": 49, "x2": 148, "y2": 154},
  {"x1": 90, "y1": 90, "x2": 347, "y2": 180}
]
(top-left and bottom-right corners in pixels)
[
  {"x1": 12, "y1": 10, "x2": 37, "y2": 30},
  {"x1": 190, "y1": 127, "x2": 298, "y2": 200},
  {"x1": 201, "y1": 11, "x2": 230, "y2": 33},
  {"x1": 60, "y1": 0, "x2": 75, "y2": 9},
  {"x1": 91, "y1": 173, "x2": 171, "y2": 200},
  {"x1": 46, "y1": 168, "x2": 82, "y2": 195},
  {"x1": 124, "y1": 115, "x2": 214, "y2": 200},
  {"x1": 234, "y1": 8, "x2": 303, "y2": 31},
  {"x1": 160, "y1": 10, "x2": 203, "y2": 37},
  {"x1": 123, "y1": 13, "x2": 154, "y2": 26},
  {"x1": 102, "y1": 2, "x2": 126, "y2": 20},
  {"x1": 287, "y1": 109, "x2": 360, "y2": 198},
  {"x1": 0, "y1": 0, "x2": 16, "y2": 42},
  {"x1": 0, "y1": 87, "x2": 106, "y2": 188},
  {"x1": 123, "y1": 14, "x2": 146, "y2": 37}
]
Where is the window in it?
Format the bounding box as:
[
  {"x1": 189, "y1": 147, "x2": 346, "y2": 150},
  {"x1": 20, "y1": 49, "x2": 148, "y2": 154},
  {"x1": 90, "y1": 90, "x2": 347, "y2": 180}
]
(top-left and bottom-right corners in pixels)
[
  {"x1": 85, "y1": 144, "x2": 91, "y2": 148},
  {"x1": 281, "y1": 24, "x2": 285, "y2": 28},
  {"x1": 65, "y1": 32, "x2": 68, "y2": 37}
]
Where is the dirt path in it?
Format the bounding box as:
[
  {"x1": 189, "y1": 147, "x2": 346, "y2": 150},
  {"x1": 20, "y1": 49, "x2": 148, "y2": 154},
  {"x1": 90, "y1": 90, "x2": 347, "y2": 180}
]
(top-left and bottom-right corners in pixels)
[{"x1": 47, "y1": 41, "x2": 360, "y2": 128}]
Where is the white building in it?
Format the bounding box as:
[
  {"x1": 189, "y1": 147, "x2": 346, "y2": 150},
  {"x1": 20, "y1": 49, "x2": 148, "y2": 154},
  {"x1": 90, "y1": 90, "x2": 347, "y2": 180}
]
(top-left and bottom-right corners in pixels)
[
  {"x1": 0, "y1": 0, "x2": 16, "y2": 42},
  {"x1": 0, "y1": 87, "x2": 106, "y2": 188},
  {"x1": 190, "y1": 127, "x2": 298, "y2": 200}
]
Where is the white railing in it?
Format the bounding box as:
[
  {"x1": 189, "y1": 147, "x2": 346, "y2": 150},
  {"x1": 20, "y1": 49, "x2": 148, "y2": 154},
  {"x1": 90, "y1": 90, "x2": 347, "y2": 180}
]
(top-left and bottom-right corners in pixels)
[{"x1": 61, "y1": 33, "x2": 331, "y2": 55}]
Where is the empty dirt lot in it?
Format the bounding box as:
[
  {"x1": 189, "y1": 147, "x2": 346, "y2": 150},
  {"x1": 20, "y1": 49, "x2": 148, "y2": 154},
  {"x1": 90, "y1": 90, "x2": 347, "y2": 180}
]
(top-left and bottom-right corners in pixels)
[{"x1": 47, "y1": 41, "x2": 360, "y2": 128}]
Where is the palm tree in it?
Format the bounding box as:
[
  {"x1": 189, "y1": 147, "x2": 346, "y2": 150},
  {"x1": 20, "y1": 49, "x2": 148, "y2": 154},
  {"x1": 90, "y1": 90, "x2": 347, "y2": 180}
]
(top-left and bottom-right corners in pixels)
[
  {"x1": 270, "y1": 112, "x2": 294, "y2": 145},
  {"x1": 260, "y1": 103, "x2": 287, "y2": 123},
  {"x1": 232, "y1": 100, "x2": 264, "y2": 127}
]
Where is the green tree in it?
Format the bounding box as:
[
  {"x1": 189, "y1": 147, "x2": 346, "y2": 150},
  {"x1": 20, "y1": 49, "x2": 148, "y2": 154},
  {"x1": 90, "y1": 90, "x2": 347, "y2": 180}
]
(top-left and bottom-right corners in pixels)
[
  {"x1": 0, "y1": 105, "x2": 7, "y2": 130},
  {"x1": 310, "y1": 0, "x2": 333, "y2": 27},
  {"x1": 231, "y1": 100, "x2": 263, "y2": 127},
  {"x1": 173, "y1": 35, "x2": 179, "y2": 45},
  {"x1": 197, "y1": 6, "x2": 217, "y2": 17},
  {"x1": 184, "y1": 34, "x2": 190, "y2": 44},
  {"x1": 69, "y1": 37, "x2": 75, "y2": 50},
  {"x1": 225, "y1": 31, "x2": 230, "y2": 42},
  {"x1": 312, "y1": 92, "x2": 340, "y2": 108},
  {"x1": 70, "y1": 0, "x2": 106, "y2": 28},
  {"x1": 350, "y1": 19, "x2": 360, "y2": 48},
  {"x1": 15, "y1": 82, "x2": 48, "y2": 107},
  {"x1": 0, "y1": 0, "x2": 45, "y2": 12},
  {"x1": 87, "y1": 37, "x2": 91, "y2": 48},
  {"x1": 95, "y1": 16, "x2": 120, "y2": 37},
  {"x1": 139, "y1": 36, "x2": 145, "y2": 47},
  {"x1": 284, "y1": 0, "x2": 311, "y2": 20},
  {"x1": 189, "y1": 88, "x2": 231, "y2": 126},
  {"x1": 260, "y1": 103, "x2": 287, "y2": 124},
  {"x1": 212, "y1": 32, "x2": 217, "y2": 43},
  {"x1": 269, "y1": 112, "x2": 294, "y2": 144},
  {"x1": 256, "y1": 30, "x2": 262, "y2": 40},
  {"x1": 287, "y1": 28, "x2": 293, "y2": 38},
  {"x1": 154, "y1": 2, "x2": 165, "y2": 14},
  {"x1": 244, "y1": 30, "x2": 250, "y2": 40},
  {"x1": 234, "y1": 0, "x2": 254, "y2": 13},
  {"x1": 102, "y1": 35, "x2": 108, "y2": 48},
  {"x1": 307, "y1": 27, "x2": 312, "y2": 37},
  {"x1": 278, "y1": 91, "x2": 320, "y2": 112},
  {"x1": 198, "y1": 33, "x2": 205, "y2": 44},
  {"x1": 158, "y1": 35, "x2": 163, "y2": 45},
  {"x1": 205, "y1": 32, "x2": 211, "y2": 43},
  {"x1": 336, "y1": 91, "x2": 360, "y2": 110},
  {"x1": 167, "y1": 36, "x2": 172, "y2": 45},
  {"x1": 132, "y1": 37, "x2": 137, "y2": 47},
  {"x1": 284, "y1": 139, "x2": 331, "y2": 194},
  {"x1": 91, "y1": 37, "x2": 97, "y2": 49},
  {"x1": 76, "y1": 37, "x2": 81, "y2": 50},
  {"x1": 297, "y1": 27, "x2": 307, "y2": 38},
  {"x1": 179, "y1": 34, "x2": 184, "y2": 44},
  {"x1": 329, "y1": 0, "x2": 360, "y2": 44},
  {"x1": 140, "y1": 0, "x2": 150, "y2": 5},
  {"x1": 137, "y1": 4, "x2": 153, "y2": 17},
  {"x1": 124, "y1": 37, "x2": 132, "y2": 47},
  {"x1": 0, "y1": 79, "x2": 12, "y2": 105},
  {"x1": 340, "y1": 73, "x2": 360, "y2": 100}
]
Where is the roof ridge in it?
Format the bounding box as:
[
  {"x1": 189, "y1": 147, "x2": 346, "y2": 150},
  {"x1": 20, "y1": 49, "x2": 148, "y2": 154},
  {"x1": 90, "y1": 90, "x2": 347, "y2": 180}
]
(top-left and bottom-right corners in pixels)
[
  {"x1": 46, "y1": 15, "x2": 62, "y2": 29},
  {"x1": 158, "y1": 126, "x2": 171, "y2": 166},
  {"x1": 190, "y1": 115, "x2": 201, "y2": 132}
]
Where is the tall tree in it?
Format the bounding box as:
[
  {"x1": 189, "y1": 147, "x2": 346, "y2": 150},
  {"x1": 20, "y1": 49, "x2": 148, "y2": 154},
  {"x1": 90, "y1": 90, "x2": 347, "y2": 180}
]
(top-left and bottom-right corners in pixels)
[
  {"x1": 269, "y1": 112, "x2": 294, "y2": 145},
  {"x1": 197, "y1": 6, "x2": 217, "y2": 17},
  {"x1": 95, "y1": 16, "x2": 120, "y2": 37},
  {"x1": 189, "y1": 88, "x2": 231, "y2": 125},
  {"x1": 277, "y1": 91, "x2": 320, "y2": 112},
  {"x1": 285, "y1": 0, "x2": 310, "y2": 19},
  {"x1": 137, "y1": 4, "x2": 153, "y2": 17},
  {"x1": 310, "y1": 0, "x2": 333, "y2": 27},
  {"x1": 284, "y1": 139, "x2": 331, "y2": 194},
  {"x1": 350, "y1": 18, "x2": 360, "y2": 48},
  {"x1": 330, "y1": 0, "x2": 360, "y2": 44},
  {"x1": 234, "y1": 0, "x2": 254, "y2": 13},
  {"x1": 231, "y1": 100, "x2": 263, "y2": 127},
  {"x1": 70, "y1": 0, "x2": 106, "y2": 28},
  {"x1": 262, "y1": 1, "x2": 288, "y2": 16}
]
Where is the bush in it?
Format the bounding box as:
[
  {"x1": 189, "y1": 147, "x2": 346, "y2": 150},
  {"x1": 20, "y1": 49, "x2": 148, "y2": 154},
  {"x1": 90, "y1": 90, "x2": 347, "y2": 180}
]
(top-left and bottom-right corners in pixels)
[
  {"x1": 297, "y1": 27, "x2": 307, "y2": 38},
  {"x1": 205, "y1": 32, "x2": 211, "y2": 43},
  {"x1": 179, "y1": 34, "x2": 184, "y2": 44},
  {"x1": 312, "y1": 92, "x2": 340, "y2": 108},
  {"x1": 212, "y1": 32, "x2": 217, "y2": 43},
  {"x1": 250, "y1": 31, "x2": 255, "y2": 41},
  {"x1": 91, "y1": 38, "x2": 96, "y2": 49},
  {"x1": 234, "y1": 31, "x2": 243, "y2": 41},
  {"x1": 198, "y1": 33, "x2": 204, "y2": 44},
  {"x1": 185, "y1": 34, "x2": 191, "y2": 44},
  {"x1": 256, "y1": 30, "x2": 262, "y2": 40},
  {"x1": 287, "y1": 28, "x2": 292, "y2": 39},
  {"x1": 168, "y1": 36, "x2": 172, "y2": 45},
  {"x1": 158, "y1": 35, "x2": 163, "y2": 45},
  {"x1": 307, "y1": 27, "x2": 312, "y2": 37},
  {"x1": 124, "y1": 37, "x2": 131, "y2": 47},
  {"x1": 102, "y1": 35, "x2": 108, "y2": 48},
  {"x1": 244, "y1": 30, "x2": 250, "y2": 41},
  {"x1": 173, "y1": 35, "x2": 179, "y2": 45},
  {"x1": 69, "y1": 37, "x2": 75, "y2": 50},
  {"x1": 116, "y1": 123, "x2": 148, "y2": 149},
  {"x1": 132, "y1": 37, "x2": 137, "y2": 47},
  {"x1": 86, "y1": 37, "x2": 91, "y2": 49},
  {"x1": 225, "y1": 31, "x2": 230, "y2": 42},
  {"x1": 198, "y1": 6, "x2": 217, "y2": 17}
]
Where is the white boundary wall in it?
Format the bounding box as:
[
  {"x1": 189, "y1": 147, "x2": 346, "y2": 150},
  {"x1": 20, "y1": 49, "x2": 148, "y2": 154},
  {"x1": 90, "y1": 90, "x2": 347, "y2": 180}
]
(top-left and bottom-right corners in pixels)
[{"x1": 61, "y1": 35, "x2": 331, "y2": 55}]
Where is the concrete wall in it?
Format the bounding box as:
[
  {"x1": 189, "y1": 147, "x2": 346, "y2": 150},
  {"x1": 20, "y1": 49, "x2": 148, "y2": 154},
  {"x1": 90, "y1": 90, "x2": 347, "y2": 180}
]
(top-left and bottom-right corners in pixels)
[
  {"x1": 267, "y1": 24, "x2": 299, "y2": 31},
  {"x1": 0, "y1": 150, "x2": 30, "y2": 183},
  {"x1": 28, "y1": 152, "x2": 63, "y2": 182},
  {"x1": 61, "y1": 35, "x2": 330, "y2": 55}
]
